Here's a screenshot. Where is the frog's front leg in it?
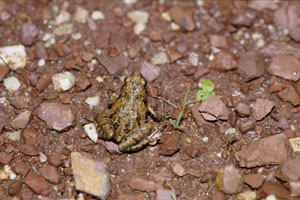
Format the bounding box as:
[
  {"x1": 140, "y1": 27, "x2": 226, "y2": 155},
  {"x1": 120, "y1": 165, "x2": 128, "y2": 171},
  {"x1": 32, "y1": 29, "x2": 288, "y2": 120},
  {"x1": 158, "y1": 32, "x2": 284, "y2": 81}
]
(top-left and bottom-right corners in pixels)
[
  {"x1": 118, "y1": 122, "x2": 161, "y2": 152},
  {"x1": 95, "y1": 111, "x2": 114, "y2": 140}
]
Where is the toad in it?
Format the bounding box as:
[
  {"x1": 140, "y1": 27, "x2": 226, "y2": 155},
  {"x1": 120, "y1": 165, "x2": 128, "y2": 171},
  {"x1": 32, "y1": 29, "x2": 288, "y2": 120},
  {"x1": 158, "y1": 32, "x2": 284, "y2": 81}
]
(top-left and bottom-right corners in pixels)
[{"x1": 95, "y1": 71, "x2": 164, "y2": 152}]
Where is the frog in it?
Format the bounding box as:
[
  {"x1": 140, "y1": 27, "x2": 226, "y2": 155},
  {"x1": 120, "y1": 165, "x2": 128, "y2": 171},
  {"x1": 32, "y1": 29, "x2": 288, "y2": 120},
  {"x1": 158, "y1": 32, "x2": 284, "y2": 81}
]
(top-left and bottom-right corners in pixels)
[{"x1": 95, "y1": 71, "x2": 164, "y2": 152}]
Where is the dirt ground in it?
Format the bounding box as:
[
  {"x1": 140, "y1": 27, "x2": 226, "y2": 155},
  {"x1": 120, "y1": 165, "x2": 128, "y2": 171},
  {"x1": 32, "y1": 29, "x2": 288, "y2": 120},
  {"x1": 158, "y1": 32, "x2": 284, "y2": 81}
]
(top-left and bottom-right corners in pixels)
[{"x1": 1, "y1": 0, "x2": 300, "y2": 199}]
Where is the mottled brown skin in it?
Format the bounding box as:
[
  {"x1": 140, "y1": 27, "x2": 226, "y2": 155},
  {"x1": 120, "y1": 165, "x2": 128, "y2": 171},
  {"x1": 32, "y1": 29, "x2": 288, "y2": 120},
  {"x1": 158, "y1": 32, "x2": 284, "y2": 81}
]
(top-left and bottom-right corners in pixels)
[{"x1": 96, "y1": 72, "x2": 162, "y2": 152}]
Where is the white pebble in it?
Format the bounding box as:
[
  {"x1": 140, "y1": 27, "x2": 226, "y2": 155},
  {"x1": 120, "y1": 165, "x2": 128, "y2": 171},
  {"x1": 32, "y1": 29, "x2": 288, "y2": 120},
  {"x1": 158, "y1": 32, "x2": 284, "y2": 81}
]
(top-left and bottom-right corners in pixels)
[
  {"x1": 84, "y1": 123, "x2": 98, "y2": 142},
  {"x1": 161, "y1": 12, "x2": 171, "y2": 21},
  {"x1": 289, "y1": 138, "x2": 300, "y2": 152},
  {"x1": 39, "y1": 152, "x2": 47, "y2": 163},
  {"x1": 202, "y1": 136, "x2": 208, "y2": 142},
  {"x1": 95, "y1": 49, "x2": 102, "y2": 55},
  {"x1": 124, "y1": 0, "x2": 137, "y2": 4},
  {"x1": 72, "y1": 33, "x2": 82, "y2": 40},
  {"x1": 52, "y1": 71, "x2": 75, "y2": 91},
  {"x1": 85, "y1": 96, "x2": 100, "y2": 107},
  {"x1": 91, "y1": 11, "x2": 105, "y2": 20},
  {"x1": 151, "y1": 52, "x2": 168, "y2": 65},
  {"x1": 0, "y1": 45, "x2": 26, "y2": 70},
  {"x1": 266, "y1": 195, "x2": 277, "y2": 200},
  {"x1": 208, "y1": 54, "x2": 214, "y2": 61},
  {"x1": 127, "y1": 10, "x2": 149, "y2": 24},
  {"x1": 170, "y1": 22, "x2": 180, "y2": 31},
  {"x1": 3, "y1": 131, "x2": 21, "y2": 141},
  {"x1": 54, "y1": 11, "x2": 70, "y2": 25},
  {"x1": 256, "y1": 39, "x2": 265, "y2": 48},
  {"x1": 74, "y1": 6, "x2": 89, "y2": 24},
  {"x1": 9, "y1": 173, "x2": 16, "y2": 180},
  {"x1": 134, "y1": 23, "x2": 146, "y2": 35},
  {"x1": 188, "y1": 52, "x2": 199, "y2": 67},
  {"x1": 96, "y1": 76, "x2": 104, "y2": 82},
  {"x1": 53, "y1": 23, "x2": 73, "y2": 36},
  {"x1": 38, "y1": 59, "x2": 45, "y2": 67},
  {"x1": 257, "y1": 167, "x2": 263, "y2": 173},
  {"x1": 216, "y1": 152, "x2": 222, "y2": 158},
  {"x1": 4, "y1": 77, "x2": 21, "y2": 91}
]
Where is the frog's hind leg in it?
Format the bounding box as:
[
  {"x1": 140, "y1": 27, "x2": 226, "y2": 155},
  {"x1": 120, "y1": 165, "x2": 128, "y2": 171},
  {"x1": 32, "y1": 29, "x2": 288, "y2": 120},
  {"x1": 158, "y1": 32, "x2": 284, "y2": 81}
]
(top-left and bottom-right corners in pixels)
[
  {"x1": 118, "y1": 122, "x2": 161, "y2": 152},
  {"x1": 96, "y1": 111, "x2": 114, "y2": 140}
]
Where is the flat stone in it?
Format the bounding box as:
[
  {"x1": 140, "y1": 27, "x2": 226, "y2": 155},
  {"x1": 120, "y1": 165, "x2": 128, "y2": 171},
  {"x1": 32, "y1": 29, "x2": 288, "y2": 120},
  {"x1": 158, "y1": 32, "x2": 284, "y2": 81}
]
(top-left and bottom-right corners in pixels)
[
  {"x1": 216, "y1": 165, "x2": 243, "y2": 194},
  {"x1": 37, "y1": 102, "x2": 74, "y2": 131},
  {"x1": 24, "y1": 172, "x2": 51, "y2": 196},
  {"x1": 276, "y1": 158, "x2": 300, "y2": 182},
  {"x1": 140, "y1": 61, "x2": 161, "y2": 82},
  {"x1": 168, "y1": 6, "x2": 195, "y2": 31},
  {"x1": 244, "y1": 174, "x2": 264, "y2": 189},
  {"x1": 156, "y1": 189, "x2": 176, "y2": 200},
  {"x1": 209, "y1": 50, "x2": 237, "y2": 72},
  {"x1": 48, "y1": 153, "x2": 62, "y2": 166},
  {"x1": 97, "y1": 54, "x2": 129, "y2": 74},
  {"x1": 199, "y1": 95, "x2": 228, "y2": 121},
  {"x1": 238, "y1": 51, "x2": 265, "y2": 81},
  {"x1": 18, "y1": 144, "x2": 39, "y2": 156},
  {"x1": 210, "y1": 35, "x2": 228, "y2": 49},
  {"x1": 10, "y1": 110, "x2": 31, "y2": 129},
  {"x1": 21, "y1": 23, "x2": 38, "y2": 46},
  {"x1": 15, "y1": 161, "x2": 31, "y2": 176},
  {"x1": 39, "y1": 163, "x2": 60, "y2": 184},
  {"x1": 171, "y1": 161, "x2": 186, "y2": 177},
  {"x1": 21, "y1": 128, "x2": 37, "y2": 145},
  {"x1": 71, "y1": 152, "x2": 111, "y2": 199},
  {"x1": 128, "y1": 177, "x2": 163, "y2": 192},
  {"x1": 8, "y1": 180, "x2": 23, "y2": 196},
  {"x1": 277, "y1": 84, "x2": 300, "y2": 106},
  {"x1": 235, "y1": 102, "x2": 251, "y2": 117},
  {"x1": 268, "y1": 55, "x2": 300, "y2": 81},
  {"x1": 159, "y1": 131, "x2": 180, "y2": 156},
  {"x1": 36, "y1": 72, "x2": 53, "y2": 92},
  {"x1": 252, "y1": 98, "x2": 274, "y2": 121},
  {"x1": 0, "y1": 152, "x2": 14, "y2": 165},
  {"x1": 235, "y1": 134, "x2": 289, "y2": 168},
  {"x1": 260, "y1": 41, "x2": 300, "y2": 59},
  {"x1": 0, "y1": 66, "x2": 9, "y2": 81}
]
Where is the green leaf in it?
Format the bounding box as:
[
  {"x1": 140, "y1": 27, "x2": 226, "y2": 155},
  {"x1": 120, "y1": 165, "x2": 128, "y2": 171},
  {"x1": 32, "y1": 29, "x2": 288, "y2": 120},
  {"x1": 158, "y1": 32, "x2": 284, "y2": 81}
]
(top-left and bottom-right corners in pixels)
[
  {"x1": 170, "y1": 193, "x2": 177, "y2": 200},
  {"x1": 201, "y1": 79, "x2": 215, "y2": 92},
  {"x1": 169, "y1": 119, "x2": 175, "y2": 127},
  {"x1": 72, "y1": 65, "x2": 82, "y2": 72},
  {"x1": 196, "y1": 90, "x2": 215, "y2": 101}
]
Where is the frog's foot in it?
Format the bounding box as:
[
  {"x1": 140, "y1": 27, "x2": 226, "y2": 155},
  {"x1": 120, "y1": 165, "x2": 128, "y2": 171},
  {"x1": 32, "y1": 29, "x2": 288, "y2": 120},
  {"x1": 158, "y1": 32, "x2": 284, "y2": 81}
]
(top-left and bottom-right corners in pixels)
[
  {"x1": 118, "y1": 122, "x2": 162, "y2": 152},
  {"x1": 96, "y1": 112, "x2": 114, "y2": 140}
]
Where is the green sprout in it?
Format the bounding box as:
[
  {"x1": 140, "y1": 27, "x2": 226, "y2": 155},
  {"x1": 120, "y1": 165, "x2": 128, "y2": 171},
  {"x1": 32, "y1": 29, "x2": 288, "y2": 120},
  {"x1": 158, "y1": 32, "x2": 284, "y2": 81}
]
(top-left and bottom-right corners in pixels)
[
  {"x1": 169, "y1": 87, "x2": 189, "y2": 129},
  {"x1": 196, "y1": 79, "x2": 215, "y2": 101},
  {"x1": 228, "y1": 132, "x2": 237, "y2": 144},
  {"x1": 170, "y1": 193, "x2": 177, "y2": 200},
  {"x1": 72, "y1": 65, "x2": 82, "y2": 72}
]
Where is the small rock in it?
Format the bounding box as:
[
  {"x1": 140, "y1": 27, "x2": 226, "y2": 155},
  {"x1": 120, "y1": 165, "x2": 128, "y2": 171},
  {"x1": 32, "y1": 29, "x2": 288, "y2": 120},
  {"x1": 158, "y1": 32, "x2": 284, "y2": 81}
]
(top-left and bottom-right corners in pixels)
[
  {"x1": 53, "y1": 43, "x2": 71, "y2": 57},
  {"x1": 268, "y1": 55, "x2": 300, "y2": 81},
  {"x1": 289, "y1": 137, "x2": 300, "y2": 152},
  {"x1": 75, "y1": 74, "x2": 91, "y2": 90},
  {"x1": 235, "y1": 133, "x2": 289, "y2": 168},
  {"x1": 74, "y1": 6, "x2": 89, "y2": 24},
  {"x1": 0, "y1": 45, "x2": 26, "y2": 70},
  {"x1": 71, "y1": 152, "x2": 111, "y2": 199},
  {"x1": 238, "y1": 51, "x2": 265, "y2": 81},
  {"x1": 277, "y1": 117, "x2": 290, "y2": 130},
  {"x1": 260, "y1": 41, "x2": 300, "y2": 59},
  {"x1": 127, "y1": 10, "x2": 149, "y2": 35},
  {"x1": 289, "y1": 181, "x2": 300, "y2": 197},
  {"x1": 171, "y1": 161, "x2": 186, "y2": 176},
  {"x1": 237, "y1": 191, "x2": 256, "y2": 200},
  {"x1": 140, "y1": 61, "x2": 161, "y2": 82},
  {"x1": 128, "y1": 177, "x2": 162, "y2": 192},
  {"x1": 117, "y1": 193, "x2": 144, "y2": 200},
  {"x1": 53, "y1": 23, "x2": 73, "y2": 36},
  {"x1": 235, "y1": 102, "x2": 250, "y2": 117},
  {"x1": 167, "y1": 48, "x2": 182, "y2": 63},
  {"x1": 0, "y1": 165, "x2": 14, "y2": 181},
  {"x1": 216, "y1": 165, "x2": 243, "y2": 194},
  {"x1": 52, "y1": 71, "x2": 75, "y2": 91},
  {"x1": 239, "y1": 119, "x2": 255, "y2": 133},
  {"x1": 156, "y1": 189, "x2": 176, "y2": 200},
  {"x1": 151, "y1": 52, "x2": 168, "y2": 65},
  {"x1": 168, "y1": 6, "x2": 195, "y2": 31},
  {"x1": 248, "y1": 1, "x2": 278, "y2": 11},
  {"x1": 0, "y1": 66, "x2": 9, "y2": 81},
  {"x1": 39, "y1": 163, "x2": 60, "y2": 184},
  {"x1": 39, "y1": 152, "x2": 47, "y2": 163},
  {"x1": 149, "y1": 29, "x2": 162, "y2": 41},
  {"x1": 97, "y1": 54, "x2": 129, "y2": 74},
  {"x1": 244, "y1": 174, "x2": 264, "y2": 189},
  {"x1": 209, "y1": 50, "x2": 237, "y2": 72},
  {"x1": 37, "y1": 72, "x2": 53, "y2": 92},
  {"x1": 10, "y1": 110, "x2": 31, "y2": 129},
  {"x1": 8, "y1": 180, "x2": 23, "y2": 196},
  {"x1": 24, "y1": 172, "x2": 51, "y2": 196},
  {"x1": 199, "y1": 95, "x2": 228, "y2": 121},
  {"x1": 258, "y1": 182, "x2": 294, "y2": 200},
  {"x1": 15, "y1": 161, "x2": 31, "y2": 176},
  {"x1": 105, "y1": 141, "x2": 121, "y2": 154},
  {"x1": 18, "y1": 144, "x2": 39, "y2": 156},
  {"x1": 60, "y1": 93, "x2": 72, "y2": 104},
  {"x1": 276, "y1": 158, "x2": 300, "y2": 182},
  {"x1": 34, "y1": 41, "x2": 48, "y2": 59},
  {"x1": 159, "y1": 131, "x2": 180, "y2": 156},
  {"x1": 91, "y1": 11, "x2": 105, "y2": 20},
  {"x1": 3, "y1": 77, "x2": 21, "y2": 91},
  {"x1": 37, "y1": 102, "x2": 74, "y2": 131},
  {"x1": 210, "y1": 35, "x2": 228, "y2": 49},
  {"x1": 48, "y1": 153, "x2": 62, "y2": 167},
  {"x1": 85, "y1": 96, "x2": 100, "y2": 107},
  {"x1": 188, "y1": 52, "x2": 199, "y2": 67},
  {"x1": 252, "y1": 98, "x2": 274, "y2": 121},
  {"x1": 0, "y1": 152, "x2": 14, "y2": 165},
  {"x1": 212, "y1": 190, "x2": 227, "y2": 200},
  {"x1": 83, "y1": 123, "x2": 98, "y2": 142},
  {"x1": 277, "y1": 84, "x2": 300, "y2": 106},
  {"x1": 21, "y1": 23, "x2": 38, "y2": 46},
  {"x1": 4, "y1": 131, "x2": 21, "y2": 141},
  {"x1": 8, "y1": 94, "x2": 30, "y2": 109}
]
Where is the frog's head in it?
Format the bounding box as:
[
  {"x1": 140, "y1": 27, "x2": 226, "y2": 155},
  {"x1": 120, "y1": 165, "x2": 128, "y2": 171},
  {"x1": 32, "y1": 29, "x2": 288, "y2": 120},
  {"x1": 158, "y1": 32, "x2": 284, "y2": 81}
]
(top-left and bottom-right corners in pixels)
[{"x1": 123, "y1": 71, "x2": 146, "y2": 96}]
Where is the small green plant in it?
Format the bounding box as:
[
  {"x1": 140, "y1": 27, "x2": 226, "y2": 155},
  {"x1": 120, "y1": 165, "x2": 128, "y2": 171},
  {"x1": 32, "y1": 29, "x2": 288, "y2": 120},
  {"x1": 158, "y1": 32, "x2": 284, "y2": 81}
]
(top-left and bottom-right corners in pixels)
[
  {"x1": 170, "y1": 193, "x2": 177, "y2": 200},
  {"x1": 228, "y1": 132, "x2": 237, "y2": 143},
  {"x1": 169, "y1": 87, "x2": 189, "y2": 129},
  {"x1": 196, "y1": 79, "x2": 215, "y2": 101},
  {"x1": 72, "y1": 65, "x2": 82, "y2": 72}
]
